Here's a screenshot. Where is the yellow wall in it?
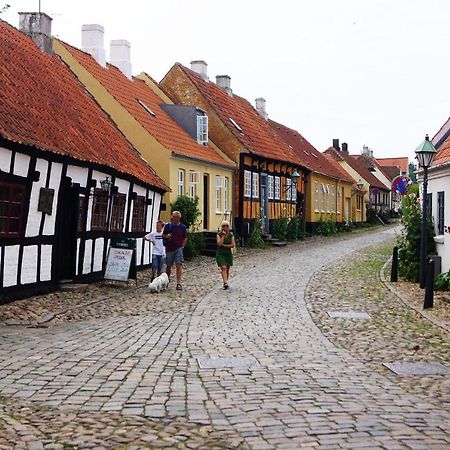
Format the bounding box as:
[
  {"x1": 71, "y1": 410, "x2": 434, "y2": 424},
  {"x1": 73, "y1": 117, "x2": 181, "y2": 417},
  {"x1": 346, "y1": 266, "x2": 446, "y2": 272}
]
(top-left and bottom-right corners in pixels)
[{"x1": 305, "y1": 173, "x2": 353, "y2": 223}]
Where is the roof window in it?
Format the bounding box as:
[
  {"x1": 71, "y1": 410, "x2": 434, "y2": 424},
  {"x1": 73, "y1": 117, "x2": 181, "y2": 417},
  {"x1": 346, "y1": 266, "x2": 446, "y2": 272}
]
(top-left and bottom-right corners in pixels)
[
  {"x1": 229, "y1": 118, "x2": 243, "y2": 132},
  {"x1": 303, "y1": 150, "x2": 310, "y2": 156},
  {"x1": 138, "y1": 99, "x2": 156, "y2": 117},
  {"x1": 312, "y1": 153, "x2": 318, "y2": 159}
]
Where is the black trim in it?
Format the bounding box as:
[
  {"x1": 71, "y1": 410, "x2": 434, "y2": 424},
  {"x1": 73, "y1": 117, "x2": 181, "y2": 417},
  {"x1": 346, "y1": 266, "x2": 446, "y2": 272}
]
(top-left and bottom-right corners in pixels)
[
  {"x1": 0, "y1": 246, "x2": 4, "y2": 289},
  {"x1": 9, "y1": 149, "x2": 15, "y2": 174},
  {"x1": 125, "y1": 183, "x2": 134, "y2": 233}
]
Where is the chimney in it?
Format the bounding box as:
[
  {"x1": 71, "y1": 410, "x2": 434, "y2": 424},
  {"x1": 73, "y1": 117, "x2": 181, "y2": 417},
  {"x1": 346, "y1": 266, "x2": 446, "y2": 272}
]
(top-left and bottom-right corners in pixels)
[
  {"x1": 81, "y1": 24, "x2": 106, "y2": 67},
  {"x1": 19, "y1": 12, "x2": 53, "y2": 54},
  {"x1": 110, "y1": 40, "x2": 132, "y2": 79},
  {"x1": 332, "y1": 139, "x2": 340, "y2": 151},
  {"x1": 216, "y1": 75, "x2": 232, "y2": 96},
  {"x1": 362, "y1": 145, "x2": 370, "y2": 156},
  {"x1": 342, "y1": 142, "x2": 348, "y2": 154},
  {"x1": 190, "y1": 60, "x2": 208, "y2": 80},
  {"x1": 255, "y1": 98, "x2": 268, "y2": 120}
]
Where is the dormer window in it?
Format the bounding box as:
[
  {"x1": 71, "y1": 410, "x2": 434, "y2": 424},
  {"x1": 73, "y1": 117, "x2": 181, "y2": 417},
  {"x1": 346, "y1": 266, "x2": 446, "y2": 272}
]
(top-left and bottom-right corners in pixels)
[
  {"x1": 138, "y1": 99, "x2": 156, "y2": 117},
  {"x1": 197, "y1": 115, "x2": 208, "y2": 145}
]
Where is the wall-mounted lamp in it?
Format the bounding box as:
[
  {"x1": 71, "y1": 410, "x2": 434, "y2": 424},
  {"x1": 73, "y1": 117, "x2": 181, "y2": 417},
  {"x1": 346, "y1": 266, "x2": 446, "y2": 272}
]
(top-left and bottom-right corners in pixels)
[
  {"x1": 351, "y1": 179, "x2": 364, "y2": 196},
  {"x1": 283, "y1": 169, "x2": 301, "y2": 195},
  {"x1": 100, "y1": 176, "x2": 113, "y2": 194}
]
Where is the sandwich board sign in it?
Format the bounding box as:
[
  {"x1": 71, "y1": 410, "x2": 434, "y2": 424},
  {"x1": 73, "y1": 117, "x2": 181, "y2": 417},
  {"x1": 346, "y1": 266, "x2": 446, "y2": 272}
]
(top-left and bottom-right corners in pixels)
[{"x1": 104, "y1": 238, "x2": 137, "y2": 282}]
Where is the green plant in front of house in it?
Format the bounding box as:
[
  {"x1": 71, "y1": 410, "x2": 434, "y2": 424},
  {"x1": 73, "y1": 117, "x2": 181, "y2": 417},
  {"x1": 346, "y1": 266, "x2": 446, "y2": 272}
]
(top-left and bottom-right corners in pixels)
[
  {"x1": 184, "y1": 232, "x2": 205, "y2": 260},
  {"x1": 170, "y1": 195, "x2": 201, "y2": 231},
  {"x1": 273, "y1": 215, "x2": 289, "y2": 241},
  {"x1": 434, "y1": 269, "x2": 450, "y2": 291},
  {"x1": 397, "y1": 184, "x2": 436, "y2": 281},
  {"x1": 315, "y1": 216, "x2": 338, "y2": 236},
  {"x1": 246, "y1": 219, "x2": 267, "y2": 248},
  {"x1": 287, "y1": 215, "x2": 304, "y2": 240}
]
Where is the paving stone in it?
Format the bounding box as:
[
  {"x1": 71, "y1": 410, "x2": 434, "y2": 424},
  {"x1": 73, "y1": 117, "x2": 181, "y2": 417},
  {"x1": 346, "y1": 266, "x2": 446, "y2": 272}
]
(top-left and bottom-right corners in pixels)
[
  {"x1": 383, "y1": 362, "x2": 450, "y2": 376},
  {"x1": 327, "y1": 311, "x2": 371, "y2": 320}
]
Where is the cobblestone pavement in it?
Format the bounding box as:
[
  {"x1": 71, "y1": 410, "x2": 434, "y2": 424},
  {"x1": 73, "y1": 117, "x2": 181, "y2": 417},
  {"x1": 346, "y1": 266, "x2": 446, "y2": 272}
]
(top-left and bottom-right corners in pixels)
[{"x1": 1, "y1": 226, "x2": 450, "y2": 448}]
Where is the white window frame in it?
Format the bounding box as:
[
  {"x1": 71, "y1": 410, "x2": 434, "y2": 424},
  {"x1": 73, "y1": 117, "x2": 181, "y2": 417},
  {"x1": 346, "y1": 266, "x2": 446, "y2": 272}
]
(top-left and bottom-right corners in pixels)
[
  {"x1": 188, "y1": 170, "x2": 197, "y2": 199},
  {"x1": 285, "y1": 178, "x2": 292, "y2": 201},
  {"x1": 326, "y1": 184, "x2": 331, "y2": 212},
  {"x1": 321, "y1": 183, "x2": 326, "y2": 212},
  {"x1": 178, "y1": 169, "x2": 185, "y2": 197},
  {"x1": 337, "y1": 187, "x2": 341, "y2": 214},
  {"x1": 223, "y1": 176, "x2": 229, "y2": 211},
  {"x1": 244, "y1": 170, "x2": 251, "y2": 198},
  {"x1": 268, "y1": 175, "x2": 274, "y2": 200},
  {"x1": 314, "y1": 180, "x2": 319, "y2": 211},
  {"x1": 274, "y1": 176, "x2": 281, "y2": 200},
  {"x1": 215, "y1": 175, "x2": 222, "y2": 212},
  {"x1": 197, "y1": 115, "x2": 208, "y2": 145},
  {"x1": 252, "y1": 172, "x2": 259, "y2": 198}
]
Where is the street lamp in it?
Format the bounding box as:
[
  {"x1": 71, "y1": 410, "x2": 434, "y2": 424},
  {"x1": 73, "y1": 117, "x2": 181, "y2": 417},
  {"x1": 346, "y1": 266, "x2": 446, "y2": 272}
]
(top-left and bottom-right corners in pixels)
[
  {"x1": 351, "y1": 179, "x2": 364, "y2": 196},
  {"x1": 415, "y1": 134, "x2": 437, "y2": 288},
  {"x1": 283, "y1": 169, "x2": 300, "y2": 195}
]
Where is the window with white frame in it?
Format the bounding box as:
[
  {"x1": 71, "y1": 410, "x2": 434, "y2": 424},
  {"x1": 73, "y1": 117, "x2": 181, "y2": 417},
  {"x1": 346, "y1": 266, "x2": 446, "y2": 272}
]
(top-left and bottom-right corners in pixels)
[
  {"x1": 274, "y1": 176, "x2": 281, "y2": 200},
  {"x1": 285, "y1": 178, "x2": 292, "y2": 201},
  {"x1": 215, "y1": 175, "x2": 222, "y2": 211},
  {"x1": 197, "y1": 115, "x2": 208, "y2": 145},
  {"x1": 268, "y1": 175, "x2": 274, "y2": 199},
  {"x1": 252, "y1": 172, "x2": 259, "y2": 198},
  {"x1": 223, "y1": 176, "x2": 229, "y2": 211},
  {"x1": 326, "y1": 184, "x2": 331, "y2": 212},
  {"x1": 331, "y1": 184, "x2": 336, "y2": 213},
  {"x1": 337, "y1": 187, "x2": 341, "y2": 214},
  {"x1": 314, "y1": 181, "x2": 319, "y2": 211},
  {"x1": 244, "y1": 170, "x2": 251, "y2": 198},
  {"x1": 188, "y1": 170, "x2": 197, "y2": 199},
  {"x1": 178, "y1": 169, "x2": 185, "y2": 196},
  {"x1": 321, "y1": 183, "x2": 326, "y2": 212}
]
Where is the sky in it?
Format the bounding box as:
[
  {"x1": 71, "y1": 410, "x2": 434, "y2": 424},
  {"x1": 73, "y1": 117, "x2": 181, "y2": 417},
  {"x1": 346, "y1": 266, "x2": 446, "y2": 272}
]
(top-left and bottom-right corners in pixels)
[{"x1": 3, "y1": 0, "x2": 450, "y2": 162}]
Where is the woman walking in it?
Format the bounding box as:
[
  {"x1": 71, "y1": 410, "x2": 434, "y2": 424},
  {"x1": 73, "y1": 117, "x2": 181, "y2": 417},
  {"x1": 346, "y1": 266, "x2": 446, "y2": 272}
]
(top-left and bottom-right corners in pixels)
[{"x1": 216, "y1": 220, "x2": 235, "y2": 289}]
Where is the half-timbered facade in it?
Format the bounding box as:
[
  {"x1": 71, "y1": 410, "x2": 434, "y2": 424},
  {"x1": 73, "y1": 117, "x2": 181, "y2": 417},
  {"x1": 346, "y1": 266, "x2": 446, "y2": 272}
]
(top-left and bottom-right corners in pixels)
[
  {"x1": 161, "y1": 62, "x2": 306, "y2": 239},
  {"x1": 0, "y1": 16, "x2": 168, "y2": 303}
]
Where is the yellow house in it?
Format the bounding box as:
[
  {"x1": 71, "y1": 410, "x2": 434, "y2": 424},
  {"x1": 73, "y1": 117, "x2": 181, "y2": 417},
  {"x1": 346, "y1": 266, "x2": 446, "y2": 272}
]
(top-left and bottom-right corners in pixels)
[{"x1": 53, "y1": 35, "x2": 234, "y2": 232}]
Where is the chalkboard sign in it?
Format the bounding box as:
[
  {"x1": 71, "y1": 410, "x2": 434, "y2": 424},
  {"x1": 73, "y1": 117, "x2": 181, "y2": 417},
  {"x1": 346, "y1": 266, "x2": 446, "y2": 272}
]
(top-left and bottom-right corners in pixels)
[{"x1": 104, "y1": 248, "x2": 134, "y2": 281}]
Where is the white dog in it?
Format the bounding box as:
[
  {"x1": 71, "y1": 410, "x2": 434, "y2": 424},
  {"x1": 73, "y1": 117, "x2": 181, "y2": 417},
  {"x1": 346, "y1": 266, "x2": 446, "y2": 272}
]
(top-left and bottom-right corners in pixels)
[{"x1": 148, "y1": 272, "x2": 169, "y2": 293}]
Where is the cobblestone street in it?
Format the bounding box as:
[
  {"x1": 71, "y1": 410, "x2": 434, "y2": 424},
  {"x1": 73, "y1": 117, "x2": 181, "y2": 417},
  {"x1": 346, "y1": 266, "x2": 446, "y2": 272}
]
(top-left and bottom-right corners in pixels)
[{"x1": 1, "y1": 226, "x2": 450, "y2": 449}]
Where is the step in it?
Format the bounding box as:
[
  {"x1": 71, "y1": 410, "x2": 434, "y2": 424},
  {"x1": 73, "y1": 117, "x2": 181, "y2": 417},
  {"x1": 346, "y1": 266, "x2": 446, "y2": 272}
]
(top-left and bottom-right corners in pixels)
[{"x1": 271, "y1": 241, "x2": 287, "y2": 247}]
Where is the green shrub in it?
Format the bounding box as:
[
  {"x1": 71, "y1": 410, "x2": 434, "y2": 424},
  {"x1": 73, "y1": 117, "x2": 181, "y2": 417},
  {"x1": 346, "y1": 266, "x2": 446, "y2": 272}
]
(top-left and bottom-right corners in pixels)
[
  {"x1": 184, "y1": 232, "x2": 205, "y2": 260},
  {"x1": 287, "y1": 215, "x2": 304, "y2": 240},
  {"x1": 246, "y1": 219, "x2": 267, "y2": 248},
  {"x1": 315, "y1": 217, "x2": 338, "y2": 236},
  {"x1": 273, "y1": 216, "x2": 289, "y2": 241},
  {"x1": 170, "y1": 195, "x2": 201, "y2": 231},
  {"x1": 434, "y1": 269, "x2": 450, "y2": 291},
  {"x1": 397, "y1": 185, "x2": 436, "y2": 281}
]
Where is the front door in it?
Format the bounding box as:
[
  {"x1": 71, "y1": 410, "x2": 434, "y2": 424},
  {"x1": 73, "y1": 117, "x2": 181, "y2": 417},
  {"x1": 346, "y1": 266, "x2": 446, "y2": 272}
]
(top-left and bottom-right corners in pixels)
[
  {"x1": 203, "y1": 174, "x2": 209, "y2": 230},
  {"x1": 58, "y1": 185, "x2": 79, "y2": 281},
  {"x1": 260, "y1": 173, "x2": 269, "y2": 233}
]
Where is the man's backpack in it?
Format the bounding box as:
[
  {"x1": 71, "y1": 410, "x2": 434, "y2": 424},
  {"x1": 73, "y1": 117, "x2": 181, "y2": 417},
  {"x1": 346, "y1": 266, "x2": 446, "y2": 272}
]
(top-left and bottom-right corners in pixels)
[{"x1": 162, "y1": 223, "x2": 173, "y2": 247}]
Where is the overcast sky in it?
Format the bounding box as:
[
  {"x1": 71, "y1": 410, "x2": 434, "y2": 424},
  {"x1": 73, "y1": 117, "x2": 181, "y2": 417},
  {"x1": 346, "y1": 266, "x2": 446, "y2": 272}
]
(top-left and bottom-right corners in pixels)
[{"x1": 3, "y1": 0, "x2": 450, "y2": 162}]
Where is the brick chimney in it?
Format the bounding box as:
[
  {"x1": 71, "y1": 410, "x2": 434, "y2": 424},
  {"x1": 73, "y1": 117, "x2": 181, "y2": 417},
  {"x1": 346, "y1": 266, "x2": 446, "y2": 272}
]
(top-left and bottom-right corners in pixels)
[
  {"x1": 255, "y1": 98, "x2": 268, "y2": 120},
  {"x1": 332, "y1": 139, "x2": 340, "y2": 151},
  {"x1": 216, "y1": 75, "x2": 232, "y2": 96},
  {"x1": 19, "y1": 12, "x2": 53, "y2": 54},
  {"x1": 110, "y1": 39, "x2": 132, "y2": 79},
  {"x1": 81, "y1": 24, "x2": 106, "y2": 67},
  {"x1": 342, "y1": 142, "x2": 348, "y2": 153},
  {"x1": 190, "y1": 60, "x2": 208, "y2": 80}
]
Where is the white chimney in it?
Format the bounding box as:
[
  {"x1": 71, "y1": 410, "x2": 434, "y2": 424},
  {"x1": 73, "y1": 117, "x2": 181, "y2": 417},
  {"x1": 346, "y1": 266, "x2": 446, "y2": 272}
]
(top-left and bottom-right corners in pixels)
[
  {"x1": 216, "y1": 75, "x2": 232, "y2": 96},
  {"x1": 19, "y1": 12, "x2": 53, "y2": 54},
  {"x1": 81, "y1": 24, "x2": 106, "y2": 67},
  {"x1": 255, "y1": 97, "x2": 268, "y2": 120},
  {"x1": 190, "y1": 60, "x2": 208, "y2": 80},
  {"x1": 110, "y1": 39, "x2": 132, "y2": 79}
]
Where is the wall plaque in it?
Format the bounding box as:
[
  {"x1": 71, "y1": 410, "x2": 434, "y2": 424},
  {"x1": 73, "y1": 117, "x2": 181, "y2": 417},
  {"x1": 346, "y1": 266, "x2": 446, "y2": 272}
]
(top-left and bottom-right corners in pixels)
[{"x1": 38, "y1": 187, "x2": 55, "y2": 215}]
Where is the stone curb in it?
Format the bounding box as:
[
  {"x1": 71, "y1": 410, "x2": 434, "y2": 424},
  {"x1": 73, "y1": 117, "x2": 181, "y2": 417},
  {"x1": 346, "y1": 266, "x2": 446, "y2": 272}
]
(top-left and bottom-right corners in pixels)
[{"x1": 380, "y1": 256, "x2": 450, "y2": 334}]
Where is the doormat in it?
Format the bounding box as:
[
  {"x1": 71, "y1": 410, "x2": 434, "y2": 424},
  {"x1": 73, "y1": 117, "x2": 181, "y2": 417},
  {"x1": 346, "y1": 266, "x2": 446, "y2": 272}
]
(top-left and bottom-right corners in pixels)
[
  {"x1": 383, "y1": 361, "x2": 450, "y2": 376},
  {"x1": 197, "y1": 356, "x2": 259, "y2": 369},
  {"x1": 327, "y1": 311, "x2": 371, "y2": 320}
]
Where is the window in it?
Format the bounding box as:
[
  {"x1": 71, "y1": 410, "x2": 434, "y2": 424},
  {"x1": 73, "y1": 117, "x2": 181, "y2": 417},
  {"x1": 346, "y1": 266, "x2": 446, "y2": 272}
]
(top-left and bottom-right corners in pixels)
[
  {"x1": 138, "y1": 99, "x2": 156, "y2": 117},
  {"x1": 178, "y1": 169, "x2": 185, "y2": 196},
  {"x1": 91, "y1": 190, "x2": 108, "y2": 231},
  {"x1": 252, "y1": 172, "x2": 259, "y2": 198},
  {"x1": 331, "y1": 185, "x2": 336, "y2": 213},
  {"x1": 197, "y1": 115, "x2": 208, "y2": 145},
  {"x1": 244, "y1": 170, "x2": 251, "y2": 198},
  {"x1": 285, "y1": 178, "x2": 292, "y2": 201},
  {"x1": 111, "y1": 193, "x2": 126, "y2": 231},
  {"x1": 326, "y1": 184, "x2": 331, "y2": 212},
  {"x1": 437, "y1": 192, "x2": 444, "y2": 235},
  {"x1": 274, "y1": 176, "x2": 280, "y2": 200},
  {"x1": 215, "y1": 175, "x2": 222, "y2": 211},
  {"x1": 78, "y1": 195, "x2": 87, "y2": 233},
  {"x1": 189, "y1": 171, "x2": 198, "y2": 199},
  {"x1": 314, "y1": 181, "x2": 319, "y2": 211},
  {"x1": 426, "y1": 193, "x2": 432, "y2": 219},
  {"x1": 132, "y1": 195, "x2": 145, "y2": 232},
  {"x1": 0, "y1": 182, "x2": 26, "y2": 237},
  {"x1": 337, "y1": 187, "x2": 342, "y2": 214},
  {"x1": 268, "y1": 175, "x2": 274, "y2": 199},
  {"x1": 229, "y1": 118, "x2": 243, "y2": 132},
  {"x1": 321, "y1": 183, "x2": 326, "y2": 212},
  {"x1": 223, "y1": 176, "x2": 229, "y2": 211}
]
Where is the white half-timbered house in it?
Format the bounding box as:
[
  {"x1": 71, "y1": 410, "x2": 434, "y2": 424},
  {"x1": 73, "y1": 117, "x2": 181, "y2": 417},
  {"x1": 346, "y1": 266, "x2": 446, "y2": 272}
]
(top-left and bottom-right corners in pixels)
[{"x1": 0, "y1": 16, "x2": 168, "y2": 303}]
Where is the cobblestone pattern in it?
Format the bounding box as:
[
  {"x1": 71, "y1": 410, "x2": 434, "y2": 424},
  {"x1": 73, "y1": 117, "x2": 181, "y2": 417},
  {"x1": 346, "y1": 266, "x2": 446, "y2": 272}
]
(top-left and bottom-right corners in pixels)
[{"x1": 1, "y1": 227, "x2": 450, "y2": 448}]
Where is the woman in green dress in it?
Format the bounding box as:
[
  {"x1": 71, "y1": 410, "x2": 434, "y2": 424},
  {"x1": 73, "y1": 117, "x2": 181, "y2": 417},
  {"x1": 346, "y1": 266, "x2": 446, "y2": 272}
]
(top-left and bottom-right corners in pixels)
[{"x1": 216, "y1": 220, "x2": 235, "y2": 289}]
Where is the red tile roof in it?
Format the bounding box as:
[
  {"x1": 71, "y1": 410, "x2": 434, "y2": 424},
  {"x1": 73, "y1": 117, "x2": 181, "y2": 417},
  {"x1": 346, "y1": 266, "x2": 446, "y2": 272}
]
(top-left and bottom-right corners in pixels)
[
  {"x1": 175, "y1": 64, "x2": 300, "y2": 165},
  {"x1": 325, "y1": 148, "x2": 388, "y2": 191},
  {"x1": 268, "y1": 120, "x2": 354, "y2": 183},
  {"x1": 0, "y1": 21, "x2": 167, "y2": 190},
  {"x1": 376, "y1": 157, "x2": 409, "y2": 173},
  {"x1": 432, "y1": 135, "x2": 450, "y2": 166},
  {"x1": 354, "y1": 154, "x2": 394, "y2": 182},
  {"x1": 60, "y1": 43, "x2": 231, "y2": 167}
]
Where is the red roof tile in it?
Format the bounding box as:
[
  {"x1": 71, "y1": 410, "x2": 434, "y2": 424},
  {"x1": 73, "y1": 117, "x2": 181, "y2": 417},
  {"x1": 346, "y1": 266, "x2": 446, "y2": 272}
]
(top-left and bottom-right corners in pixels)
[
  {"x1": 376, "y1": 157, "x2": 409, "y2": 173},
  {"x1": 354, "y1": 154, "x2": 394, "y2": 182},
  {"x1": 325, "y1": 148, "x2": 388, "y2": 191},
  {"x1": 175, "y1": 65, "x2": 300, "y2": 165},
  {"x1": 60, "y1": 43, "x2": 231, "y2": 167},
  {"x1": 432, "y1": 134, "x2": 450, "y2": 166},
  {"x1": 268, "y1": 120, "x2": 354, "y2": 183},
  {"x1": 0, "y1": 21, "x2": 167, "y2": 190}
]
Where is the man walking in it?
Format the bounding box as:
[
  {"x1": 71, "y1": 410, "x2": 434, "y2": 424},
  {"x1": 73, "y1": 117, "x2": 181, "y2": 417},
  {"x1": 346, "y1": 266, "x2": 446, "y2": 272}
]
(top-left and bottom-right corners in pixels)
[{"x1": 163, "y1": 211, "x2": 187, "y2": 290}]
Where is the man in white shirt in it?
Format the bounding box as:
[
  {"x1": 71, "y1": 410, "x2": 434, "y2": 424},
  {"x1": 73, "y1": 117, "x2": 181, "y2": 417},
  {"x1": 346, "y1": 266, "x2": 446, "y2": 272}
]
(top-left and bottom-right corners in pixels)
[{"x1": 144, "y1": 220, "x2": 166, "y2": 282}]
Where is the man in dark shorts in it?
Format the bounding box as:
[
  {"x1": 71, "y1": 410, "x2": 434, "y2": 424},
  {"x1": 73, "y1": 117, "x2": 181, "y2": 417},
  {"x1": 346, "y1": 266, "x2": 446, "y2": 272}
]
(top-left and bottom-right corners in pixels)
[{"x1": 163, "y1": 211, "x2": 187, "y2": 290}]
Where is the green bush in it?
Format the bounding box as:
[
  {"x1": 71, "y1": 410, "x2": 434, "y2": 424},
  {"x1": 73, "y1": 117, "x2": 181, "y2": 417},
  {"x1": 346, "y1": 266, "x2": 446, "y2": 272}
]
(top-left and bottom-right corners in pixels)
[
  {"x1": 184, "y1": 232, "x2": 205, "y2": 260},
  {"x1": 273, "y1": 216, "x2": 289, "y2": 241},
  {"x1": 246, "y1": 219, "x2": 267, "y2": 248},
  {"x1": 315, "y1": 217, "x2": 338, "y2": 236},
  {"x1": 434, "y1": 270, "x2": 450, "y2": 291},
  {"x1": 397, "y1": 185, "x2": 436, "y2": 281},
  {"x1": 287, "y1": 215, "x2": 304, "y2": 240},
  {"x1": 170, "y1": 195, "x2": 201, "y2": 231}
]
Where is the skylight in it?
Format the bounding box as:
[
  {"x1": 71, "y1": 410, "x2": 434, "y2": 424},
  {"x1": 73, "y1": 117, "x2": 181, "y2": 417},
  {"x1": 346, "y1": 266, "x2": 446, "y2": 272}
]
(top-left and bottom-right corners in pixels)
[
  {"x1": 229, "y1": 118, "x2": 243, "y2": 132},
  {"x1": 312, "y1": 153, "x2": 318, "y2": 159},
  {"x1": 138, "y1": 99, "x2": 156, "y2": 117},
  {"x1": 303, "y1": 150, "x2": 310, "y2": 156}
]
